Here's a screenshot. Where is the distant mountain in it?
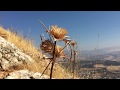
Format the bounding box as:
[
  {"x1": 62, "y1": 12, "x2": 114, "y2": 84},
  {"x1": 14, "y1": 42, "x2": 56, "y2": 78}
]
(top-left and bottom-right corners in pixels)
[
  {"x1": 79, "y1": 46, "x2": 120, "y2": 61},
  {"x1": 100, "y1": 46, "x2": 120, "y2": 53},
  {"x1": 81, "y1": 46, "x2": 120, "y2": 54}
]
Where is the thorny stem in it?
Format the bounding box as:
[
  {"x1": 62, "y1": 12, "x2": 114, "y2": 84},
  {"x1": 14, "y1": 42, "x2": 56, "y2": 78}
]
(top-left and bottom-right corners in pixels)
[
  {"x1": 58, "y1": 42, "x2": 70, "y2": 54},
  {"x1": 76, "y1": 60, "x2": 79, "y2": 77},
  {"x1": 66, "y1": 44, "x2": 73, "y2": 70},
  {"x1": 74, "y1": 46, "x2": 79, "y2": 78},
  {"x1": 72, "y1": 46, "x2": 75, "y2": 79},
  {"x1": 40, "y1": 59, "x2": 52, "y2": 78},
  {"x1": 38, "y1": 20, "x2": 49, "y2": 32},
  {"x1": 50, "y1": 41, "x2": 57, "y2": 79}
]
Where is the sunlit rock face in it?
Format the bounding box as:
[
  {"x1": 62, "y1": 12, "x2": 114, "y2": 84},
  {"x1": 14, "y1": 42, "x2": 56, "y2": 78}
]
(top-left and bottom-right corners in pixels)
[
  {"x1": 0, "y1": 37, "x2": 34, "y2": 70},
  {"x1": 5, "y1": 70, "x2": 51, "y2": 79}
]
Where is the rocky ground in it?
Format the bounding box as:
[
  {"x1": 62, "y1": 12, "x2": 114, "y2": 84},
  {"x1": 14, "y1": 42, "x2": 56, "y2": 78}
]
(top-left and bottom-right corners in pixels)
[
  {"x1": 0, "y1": 37, "x2": 53, "y2": 79},
  {"x1": 5, "y1": 69, "x2": 52, "y2": 79},
  {"x1": 0, "y1": 69, "x2": 52, "y2": 79}
]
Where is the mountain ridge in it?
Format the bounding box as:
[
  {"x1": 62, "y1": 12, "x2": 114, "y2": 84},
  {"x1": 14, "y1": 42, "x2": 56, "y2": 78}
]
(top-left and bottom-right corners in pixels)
[{"x1": 78, "y1": 46, "x2": 120, "y2": 61}]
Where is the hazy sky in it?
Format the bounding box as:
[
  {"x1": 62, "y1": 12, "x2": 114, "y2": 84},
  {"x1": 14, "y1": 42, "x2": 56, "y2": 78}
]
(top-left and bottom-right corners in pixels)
[{"x1": 0, "y1": 11, "x2": 120, "y2": 51}]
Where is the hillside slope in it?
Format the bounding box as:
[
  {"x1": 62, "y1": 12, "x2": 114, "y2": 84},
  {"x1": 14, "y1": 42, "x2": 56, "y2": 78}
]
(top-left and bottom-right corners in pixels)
[{"x1": 0, "y1": 26, "x2": 73, "y2": 79}]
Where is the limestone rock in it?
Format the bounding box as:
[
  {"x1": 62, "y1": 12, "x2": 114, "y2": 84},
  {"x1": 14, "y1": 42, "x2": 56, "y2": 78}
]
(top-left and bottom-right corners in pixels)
[
  {"x1": 5, "y1": 69, "x2": 51, "y2": 79},
  {"x1": 0, "y1": 37, "x2": 34, "y2": 70}
]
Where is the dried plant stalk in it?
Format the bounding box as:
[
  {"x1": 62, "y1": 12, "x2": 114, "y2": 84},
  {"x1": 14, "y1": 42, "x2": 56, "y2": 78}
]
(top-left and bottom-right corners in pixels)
[
  {"x1": 72, "y1": 45, "x2": 75, "y2": 79},
  {"x1": 50, "y1": 41, "x2": 57, "y2": 79},
  {"x1": 40, "y1": 60, "x2": 52, "y2": 78},
  {"x1": 39, "y1": 21, "x2": 79, "y2": 79},
  {"x1": 40, "y1": 39, "x2": 65, "y2": 58}
]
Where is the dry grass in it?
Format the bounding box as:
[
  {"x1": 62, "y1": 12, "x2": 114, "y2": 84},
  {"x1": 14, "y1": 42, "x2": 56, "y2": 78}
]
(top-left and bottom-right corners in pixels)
[
  {"x1": 0, "y1": 26, "x2": 73, "y2": 79},
  {"x1": 26, "y1": 60, "x2": 74, "y2": 79},
  {"x1": 94, "y1": 64, "x2": 106, "y2": 68},
  {"x1": 0, "y1": 27, "x2": 42, "y2": 61},
  {"x1": 106, "y1": 66, "x2": 120, "y2": 71}
]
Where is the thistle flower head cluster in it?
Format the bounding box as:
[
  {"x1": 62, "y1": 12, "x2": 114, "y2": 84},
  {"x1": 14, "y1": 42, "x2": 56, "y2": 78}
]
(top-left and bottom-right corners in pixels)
[
  {"x1": 39, "y1": 21, "x2": 79, "y2": 79},
  {"x1": 49, "y1": 25, "x2": 68, "y2": 41},
  {"x1": 71, "y1": 41, "x2": 77, "y2": 46},
  {"x1": 40, "y1": 39, "x2": 54, "y2": 53},
  {"x1": 40, "y1": 39, "x2": 65, "y2": 58}
]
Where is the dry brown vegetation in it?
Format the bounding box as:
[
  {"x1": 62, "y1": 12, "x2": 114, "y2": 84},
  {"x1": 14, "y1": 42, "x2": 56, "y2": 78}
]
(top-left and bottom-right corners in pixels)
[
  {"x1": 0, "y1": 26, "x2": 74, "y2": 79},
  {"x1": 106, "y1": 66, "x2": 120, "y2": 71},
  {"x1": 38, "y1": 21, "x2": 79, "y2": 79}
]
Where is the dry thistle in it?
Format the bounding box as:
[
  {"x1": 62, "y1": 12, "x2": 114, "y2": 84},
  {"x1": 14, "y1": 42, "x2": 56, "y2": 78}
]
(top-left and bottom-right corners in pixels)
[
  {"x1": 40, "y1": 39, "x2": 65, "y2": 58},
  {"x1": 71, "y1": 41, "x2": 77, "y2": 46},
  {"x1": 63, "y1": 39, "x2": 72, "y2": 50},
  {"x1": 55, "y1": 45, "x2": 65, "y2": 58},
  {"x1": 50, "y1": 25, "x2": 68, "y2": 41},
  {"x1": 40, "y1": 39, "x2": 54, "y2": 54},
  {"x1": 71, "y1": 41, "x2": 78, "y2": 79},
  {"x1": 63, "y1": 39, "x2": 71, "y2": 44},
  {"x1": 74, "y1": 50, "x2": 77, "y2": 55},
  {"x1": 39, "y1": 21, "x2": 79, "y2": 79}
]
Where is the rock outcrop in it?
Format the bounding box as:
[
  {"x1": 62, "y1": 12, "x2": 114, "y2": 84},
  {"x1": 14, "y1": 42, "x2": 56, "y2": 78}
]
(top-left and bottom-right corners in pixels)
[
  {"x1": 5, "y1": 69, "x2": 51, "y2": 79},
  {"x1": 0, "y1": 37, "x2": 34, "y2": 70},
  {"x1": 0, "y1": 37, "x2": 52, "y2": 79}
]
